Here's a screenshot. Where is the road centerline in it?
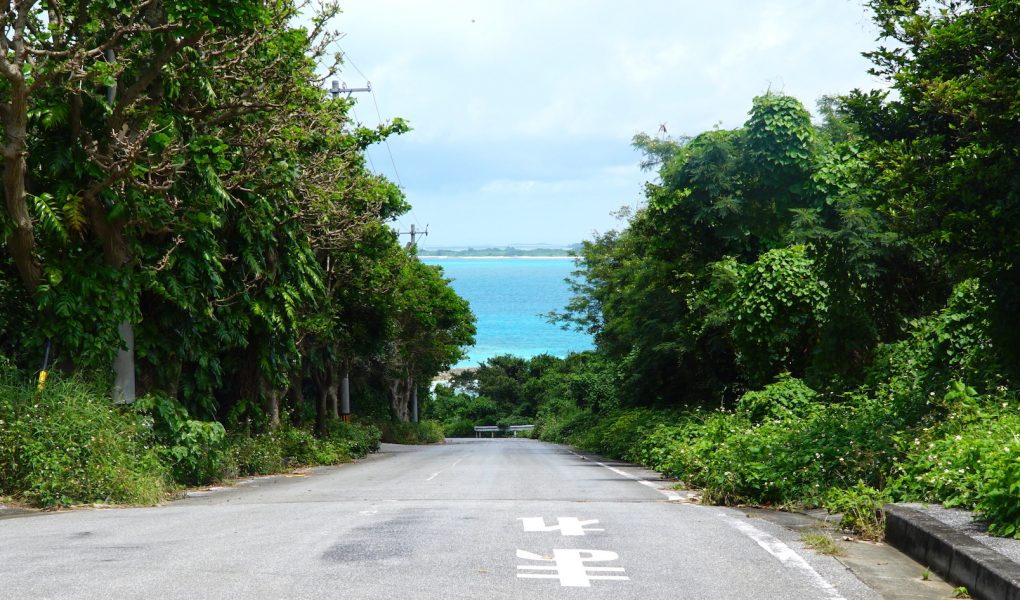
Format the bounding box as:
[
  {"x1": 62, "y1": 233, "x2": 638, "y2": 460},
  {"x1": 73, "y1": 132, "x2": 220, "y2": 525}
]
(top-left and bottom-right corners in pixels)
[{"x1": 425, "y1": 457, "x2": 464, "y2": 481}]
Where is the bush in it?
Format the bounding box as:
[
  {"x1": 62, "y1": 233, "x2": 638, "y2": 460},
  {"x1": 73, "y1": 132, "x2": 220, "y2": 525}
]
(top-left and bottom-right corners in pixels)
[
  {"x1": 0, "y1": 372, "x2": 169, "y2": 507},
  {"x1": 892, "y1": 400, "x2": 1020, "y2": 537},
  {"x1": 736, "y1": 374, "x2": 817, "y2": 423},
  {"x1": 227, "y1": 432, "x2": 285, "y2": 477},
  {"x1": 535, "y1": 402, "x2": 596, "y2": 444},
  {"x1": 379, "y1": 420, "x2": 445, "y2": 444},
  {"x1": 442, "y1": 417, "x2": 476, "y2": 438},
  {"x1": 325, "y1": 420, "x2": 381, "y2": 457},
  {"x1": 134, "y1": 393, "x2": 227, "y2": 485},
  {"x1": 825, "y1": 482, "x2": 890, "y2": 540},
  {"x1": 226, "y1": 419, "x2": 381, "y2": 477}
]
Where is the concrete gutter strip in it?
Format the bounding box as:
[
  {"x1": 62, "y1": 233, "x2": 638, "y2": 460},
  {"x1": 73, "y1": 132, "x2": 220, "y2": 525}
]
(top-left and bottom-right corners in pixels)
[{"x1": 885, "y1": 504, "x2": 1020, "y2": 600}]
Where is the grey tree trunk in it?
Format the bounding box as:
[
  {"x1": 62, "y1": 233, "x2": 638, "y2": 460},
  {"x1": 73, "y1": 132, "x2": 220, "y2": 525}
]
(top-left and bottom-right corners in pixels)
[
  {"x1": 389, "y1": 376, "x2": 412, "y2": 422},
  {"x1": 1, "y1": 58, "x2": 42, "y2": 293},
  {"x1": 263, "y1": 384, "x2": 281, "y2": 429},
  {"x1": 327, "y1": 367, "x2": 339, "y2": 419}
]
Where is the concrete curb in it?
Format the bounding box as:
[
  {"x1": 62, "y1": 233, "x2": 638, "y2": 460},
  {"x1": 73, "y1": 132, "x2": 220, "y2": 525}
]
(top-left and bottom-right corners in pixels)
[{"x1": 885, "y1": 504, "x2": 1020, "y2": 600}]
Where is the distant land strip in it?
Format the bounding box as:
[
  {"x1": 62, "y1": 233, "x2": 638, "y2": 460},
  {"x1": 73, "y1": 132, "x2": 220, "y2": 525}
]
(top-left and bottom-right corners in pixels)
[{"x1": 420, "y1": 246, "x2": 578, "y2": 258}]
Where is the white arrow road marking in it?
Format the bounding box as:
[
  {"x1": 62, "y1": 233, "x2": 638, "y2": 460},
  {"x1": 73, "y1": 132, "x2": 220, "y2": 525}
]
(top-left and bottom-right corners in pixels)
[
  {"x1": 520, "y1": 517, "x2": 604, "y2": 536},
  {"x1": 517, "y1": 549, "x2": 630, "y2": 587}
]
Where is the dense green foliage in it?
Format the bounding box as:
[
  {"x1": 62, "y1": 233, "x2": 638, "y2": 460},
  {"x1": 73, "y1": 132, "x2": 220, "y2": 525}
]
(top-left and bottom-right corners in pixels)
[
  {"x1": 426, "y1": 353, "x2": 617, "y2": 436},
  {"x1": 527, "y1": 1, "x2": 1020, "y2": 538},
  {"x1": 0, "y1": 366, "x2": 385, "y2": 507},
  {"x1": 0, "y1": 2, "x2": 472, "y2": 506},
  {"x1": 0, "y1": 368, "x2": 169, "y2": 506}
]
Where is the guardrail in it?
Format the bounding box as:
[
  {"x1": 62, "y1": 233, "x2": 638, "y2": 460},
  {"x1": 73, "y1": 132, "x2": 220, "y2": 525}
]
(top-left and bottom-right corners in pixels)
[{"x1": 473, "y1": 424, "x2": 535, "y2": 438}]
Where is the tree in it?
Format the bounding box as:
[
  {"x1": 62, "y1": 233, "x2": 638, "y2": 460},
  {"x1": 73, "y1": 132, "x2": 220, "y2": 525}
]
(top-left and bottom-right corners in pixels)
[
  {"x1": 385, "y1": 257, "x2": 475, "y2": 421},
  {"x1": 843, "y1": 0, "x2": 1020, "y2": 374}
]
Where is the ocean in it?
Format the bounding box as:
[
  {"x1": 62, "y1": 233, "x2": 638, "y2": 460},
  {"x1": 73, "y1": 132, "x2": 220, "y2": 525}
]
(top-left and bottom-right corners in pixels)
[{"x1": 420, "y1": 258, "x2": 594, "y2": 368}]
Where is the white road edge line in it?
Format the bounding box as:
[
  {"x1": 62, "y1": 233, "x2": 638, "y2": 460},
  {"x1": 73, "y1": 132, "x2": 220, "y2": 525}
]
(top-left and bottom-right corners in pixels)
[
  {"x1": 568, "y1": 450, "x2": 683, "y2": 502},
  {"x1": 425, "y1": 457, "x2": 464, "y2": 481},
  {"x1": 569, "y1": 449, "x2": 845, "y2": 599},
  {"x1": 718, "y1": 513, "x2": 846, "y2": 600}
]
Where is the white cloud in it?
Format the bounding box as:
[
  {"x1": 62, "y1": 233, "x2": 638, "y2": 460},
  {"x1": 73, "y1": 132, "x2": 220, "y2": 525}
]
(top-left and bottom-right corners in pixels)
[{"x1": 334, "y1": 0, "x2": 888, "y2": 246}]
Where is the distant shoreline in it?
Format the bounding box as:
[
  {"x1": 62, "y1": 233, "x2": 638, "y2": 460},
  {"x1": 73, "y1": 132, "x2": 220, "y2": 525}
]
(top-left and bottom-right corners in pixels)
[{"x1": 420, "y1": 255, "x2": 575, "y2": 260}]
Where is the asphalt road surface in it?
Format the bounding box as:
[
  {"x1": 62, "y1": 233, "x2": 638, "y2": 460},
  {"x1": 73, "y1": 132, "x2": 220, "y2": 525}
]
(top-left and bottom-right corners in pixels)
[{"x1": 2, "y1": 439, "x2": 904, "y2": 599}]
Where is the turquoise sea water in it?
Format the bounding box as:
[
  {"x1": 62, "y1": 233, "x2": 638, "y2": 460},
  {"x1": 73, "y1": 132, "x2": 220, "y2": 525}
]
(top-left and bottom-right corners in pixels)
[{"x1": 421, "y1": 258, "x2": 593, "y2": 368}]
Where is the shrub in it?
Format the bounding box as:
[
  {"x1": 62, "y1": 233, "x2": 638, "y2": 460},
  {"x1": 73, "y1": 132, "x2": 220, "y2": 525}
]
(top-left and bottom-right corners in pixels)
[
  {"x1": 825, "y1": 482, "x2": 890, "y2": 540},
  {"x1": 325, "y1": 420, "x2": 381, "y2": 457},
  {"x1": 536, "y1": 404, "x2": 597, "y2": 444},
  {"x1": 133, "y1": 393, "x2": 227, "y2": 485},
  {"x1": 380, "y1": 420, "x2": 445, "y2": 444},
  {"x1": 0, "y1": 373, "x2": 169, "y2": 507},
  {"x1": 731, "y1": 246, "x2": 827, "y2": 385},
  {"x1": 736, "y1": 374, "x2": 817, "y2": 423},
  {"x1": 892, "y1": 401, "x2": 1020, "y2": 537},
  {"x1": 227, "y1": 432, "x2": 285, "y2": 477},
  {"x1": 226, "y1": 419, "x2": 381, "y2": 477},
  {"x1": 278, "y1": 427, "x2": 322, "y2": 466},
  {"x1": 442, "y1": 417, "x2": 476, "y2": 438},
  {"x1": 980, "y1": 449, "x2": 1020, "y2": 538}
]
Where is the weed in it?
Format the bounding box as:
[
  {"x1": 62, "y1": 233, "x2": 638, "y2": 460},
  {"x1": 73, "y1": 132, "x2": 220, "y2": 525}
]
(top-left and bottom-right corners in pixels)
[
  {"x1": 825, "y1": 483, "x2": 890, "y2": 541},
  {"x1": 0, "y1": 374, "x2": 170, "y2": 507},
  {"x1": 802, "y1": 531, "x2": 843, "y2": 556}
]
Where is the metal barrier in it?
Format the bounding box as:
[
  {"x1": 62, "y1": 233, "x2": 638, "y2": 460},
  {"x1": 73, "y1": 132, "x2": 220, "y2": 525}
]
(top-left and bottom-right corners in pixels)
[
  {"x1": 473, "y1": 425, "x2": 535, "y2": 438},
  {"x1": 473, "y1": 426, "x2": 500, "y2": 438}
]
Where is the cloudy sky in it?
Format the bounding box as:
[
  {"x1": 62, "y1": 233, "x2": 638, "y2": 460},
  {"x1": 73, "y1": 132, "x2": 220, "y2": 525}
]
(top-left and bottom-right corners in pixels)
[{"x1": 330, "y1": 1, "x2": 885, "y2": 249}]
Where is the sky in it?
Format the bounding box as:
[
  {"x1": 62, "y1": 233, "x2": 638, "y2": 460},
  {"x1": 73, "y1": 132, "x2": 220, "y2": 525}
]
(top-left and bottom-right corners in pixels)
[{"x1": 329, "y1": 1, "x2": 886, "y2": 249}]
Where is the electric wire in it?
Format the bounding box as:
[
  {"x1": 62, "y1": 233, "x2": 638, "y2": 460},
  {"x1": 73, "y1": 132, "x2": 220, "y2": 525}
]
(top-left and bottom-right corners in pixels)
[{"x1": 338, "y1": 48, "x2": 424, "y2": 238}]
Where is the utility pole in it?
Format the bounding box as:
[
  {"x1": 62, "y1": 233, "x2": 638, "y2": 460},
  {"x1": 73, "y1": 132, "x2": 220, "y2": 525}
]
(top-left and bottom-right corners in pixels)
[
  {"x1": 397, "y1": 222, "x2": 427, "y2": 423},
  {"x1": 341, "y1": 361, "x2": 351, "y2": 423},
  {"x1": 328, "y1": 80, "x2": 370, "y2": 422},
  {"x1": 399, "y1": 223, "x2": 428, "y2": 249},
  {"x1": 106, "y1": 48, "x2": 136, "y2": 405}
]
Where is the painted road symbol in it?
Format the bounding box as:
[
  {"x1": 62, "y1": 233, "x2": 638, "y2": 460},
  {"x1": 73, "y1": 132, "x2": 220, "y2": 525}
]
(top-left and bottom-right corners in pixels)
[
  {"x1": 516, "y1": 549, "x2": 629, "y2": 587},
  {"x1": 520, "y1": 517, "x2": 604, "y2": 536}
]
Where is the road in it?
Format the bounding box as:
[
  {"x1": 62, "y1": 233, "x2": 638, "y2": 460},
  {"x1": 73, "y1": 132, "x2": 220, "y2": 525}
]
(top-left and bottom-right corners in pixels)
[{"x1": 1, "y1": 439, "x2": 926, "y2": 599}]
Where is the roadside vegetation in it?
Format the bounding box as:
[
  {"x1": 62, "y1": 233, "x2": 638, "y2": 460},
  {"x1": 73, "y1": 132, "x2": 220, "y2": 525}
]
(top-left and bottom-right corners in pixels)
[
  {"x1": 440, "y1": 1, "x2": 1020, "y2": 539},
  {"x1": 0, "y1": 2, "x2": 470, "y2": 507}
]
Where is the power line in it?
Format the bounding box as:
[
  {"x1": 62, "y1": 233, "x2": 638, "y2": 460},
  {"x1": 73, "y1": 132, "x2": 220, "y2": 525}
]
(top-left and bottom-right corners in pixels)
[
  {"x1": 369, "y1": 89, "x2": 403, "y2": 188},
  {"x1": 338, "y1": 48, "x2": 424, "y2": 234}
]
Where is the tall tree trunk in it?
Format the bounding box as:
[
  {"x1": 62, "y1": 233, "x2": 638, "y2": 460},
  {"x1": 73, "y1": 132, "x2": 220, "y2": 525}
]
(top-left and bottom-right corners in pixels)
[
  {"x1": 241, "y1": 345, "x2": 280, "y2": 430},
  {"x1": 388, "y1": 373, "x2": 413, "y2": 422},
  {"x1": 263, "y1": 382, "x2": 281, "y2": 429},
  {"x1": 286, "y1": 369, "x2": 303, "y2": 417},
  {"x1": 1, "y1": 71, "x2": 42, "y2": 293},
  {"x1": 312, "y1": 367, "x2": 337, "y2": 435}
]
